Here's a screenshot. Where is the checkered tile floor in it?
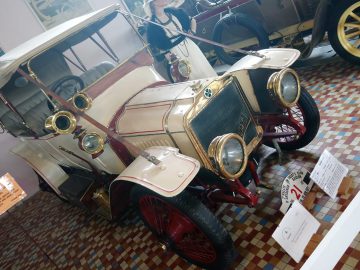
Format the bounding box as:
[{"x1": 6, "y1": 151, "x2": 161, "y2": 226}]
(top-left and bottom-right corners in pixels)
[{"x1": 1, "y1": 58, "x2": 359, "y2": 270}]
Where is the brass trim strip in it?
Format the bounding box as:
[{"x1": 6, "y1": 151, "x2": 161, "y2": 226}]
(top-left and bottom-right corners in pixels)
[{"x1": 164, "y1": 100, "x2": 180, "y2": 149}]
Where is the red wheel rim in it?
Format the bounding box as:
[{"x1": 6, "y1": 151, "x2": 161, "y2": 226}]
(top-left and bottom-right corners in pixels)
[
  {"x1": 268, "y1": 105, "x2": 307, "y2": 143},
  {"x1": 139, "y1": 196, "x2": 217, "y2": 264}
]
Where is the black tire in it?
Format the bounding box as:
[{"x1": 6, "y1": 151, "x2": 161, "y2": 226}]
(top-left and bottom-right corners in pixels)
[
  {"x1": 328, "y1": 0, "x2": 360, "y2": 65},
  {"x1": 131, "y1": 185, "x2": 235, "y2": 269},
  {"x1": 212, "y1": 13, "x2": 270, "y2": 65},
  {"x1": 264, "y1": 87, "x2": 320, "y2": 151}
]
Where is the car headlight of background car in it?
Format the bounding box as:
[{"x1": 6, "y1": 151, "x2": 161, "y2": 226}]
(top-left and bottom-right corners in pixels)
[
  {"x1": 208, "y1": 133, "x2": 248, "y2": 179},
  {"x1": 168, "y1": 53, "x2": 191, "y2": 82},
  {"x1": 267, "y1": 68, "x2": 301, "y2": 108},
  {"x1": 177, "y1": 60, "x2": 191, "y2": 79}
]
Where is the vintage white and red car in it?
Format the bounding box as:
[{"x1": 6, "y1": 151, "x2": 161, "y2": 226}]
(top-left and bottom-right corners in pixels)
[{"x1": 0, "y1": 4, "x2": 320, "y2": 269}]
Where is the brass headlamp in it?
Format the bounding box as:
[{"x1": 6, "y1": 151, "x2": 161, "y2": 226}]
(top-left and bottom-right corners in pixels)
[
  {"x1": 168, "y1": 53, "x2": 191, "y2": 82},
  {"x1": 45, "y1": 111, "x2": 77, "y2": 135},
  {"x1": 267, "y1": 68, "x2": 301, "y2": 108},
  {"x1": 208, "y1": 133, "x2": 248, "y2": 179},
  {"x1": 80, "y1": 132, "x2": 105, "y2": 155}
]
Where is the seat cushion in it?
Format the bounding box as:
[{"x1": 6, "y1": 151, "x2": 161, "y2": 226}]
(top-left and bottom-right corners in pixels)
[{"x1": 80, "y1": 61, "x2": 115, "y2": 87}]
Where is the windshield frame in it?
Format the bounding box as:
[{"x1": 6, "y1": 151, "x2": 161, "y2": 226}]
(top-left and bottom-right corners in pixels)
[
  {"x1": 0, "y1": 9, "x2": 150, "y2": 138},
  {"x1": 26, "y1": 9, "x2": 148, "y2": 102}
]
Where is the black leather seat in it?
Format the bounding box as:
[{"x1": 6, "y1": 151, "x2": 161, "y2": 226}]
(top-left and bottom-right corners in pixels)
[{"x1": 80, "y1": 61, "x2": 115, "y2": 87}]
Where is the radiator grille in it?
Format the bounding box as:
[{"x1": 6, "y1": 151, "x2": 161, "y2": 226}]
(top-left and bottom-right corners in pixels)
[{"x1": 190, "y1": 81, "x2": 258, "y2": 152}]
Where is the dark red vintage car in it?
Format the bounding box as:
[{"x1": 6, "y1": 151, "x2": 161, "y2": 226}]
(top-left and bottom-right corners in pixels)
[
  {"x1": 185, "y1": 0, "x2": 360, "y2": 65},
  {"x1": 124, "y1": 0, "x2": 360, "y2": 65}
]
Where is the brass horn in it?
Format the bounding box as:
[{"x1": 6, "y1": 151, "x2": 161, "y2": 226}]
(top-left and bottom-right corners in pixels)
[
  {"x1": 72, "y1": 92, "x2": 92, "y2": 111},
  {"x1": 45, "y1": 111, "x2": 77, "y2": 135}
]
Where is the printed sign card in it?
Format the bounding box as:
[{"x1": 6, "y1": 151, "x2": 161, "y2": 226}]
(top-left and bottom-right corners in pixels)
[
  {"x1": 272, "y1": 201, "x2": 320, "y2": 263},
  {"x1": 0, "y1": 173, "x2": 26, "y2": 215},
  {"x1": 310, "y1": 149, "x2": 348, "y2": 199},
  {"x1": 280, "y1": 168, "x2": 314, "y2": 214}
]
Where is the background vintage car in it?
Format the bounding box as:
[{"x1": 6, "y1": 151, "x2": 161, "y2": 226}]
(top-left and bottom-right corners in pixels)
[
  {"x1": 184, "y1": 0, "x2": 360, "y2": 65},
  {"x1": 123, "y1": 0, "x2": 360, "y2": 65}
]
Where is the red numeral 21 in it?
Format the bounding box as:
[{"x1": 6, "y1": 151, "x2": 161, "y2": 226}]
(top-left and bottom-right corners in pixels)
[{"x1": 290, "y1": 185, "x2": 302, "y2": 200}]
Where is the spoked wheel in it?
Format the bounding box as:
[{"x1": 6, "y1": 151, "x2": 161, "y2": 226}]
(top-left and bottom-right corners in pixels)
[
  {"x1": 328, "y1": 0, "x2": 360, "y2": 65},
  {"x1": 131, "y1": 185, "x2": 234, "y2": 269},
  {"x1": 263, "y1": 88, "x2": 320, "y2": 151}
]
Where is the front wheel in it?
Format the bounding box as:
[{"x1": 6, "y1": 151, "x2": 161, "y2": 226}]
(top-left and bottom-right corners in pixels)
[
  {"x1": 328, "y1": 0, "x2": 360, "y2": 65},
  {"x1": 131, "y1": 185, "x2": 235, "y2": 269},
  {"x1": 263, "y1": 88, "x2": 320, "y2": 151}
]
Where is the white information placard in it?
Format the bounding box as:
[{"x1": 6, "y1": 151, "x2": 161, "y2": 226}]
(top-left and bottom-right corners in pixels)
[
  {"x1": 0, "y1": 173, "x2": 27, "y2": 215},
  {"x1": 310, "y1": 149, "x2": 348, "y2": 199},
  {"x1": 272, "y1": 201, "x2": 320, "y2": 263}
]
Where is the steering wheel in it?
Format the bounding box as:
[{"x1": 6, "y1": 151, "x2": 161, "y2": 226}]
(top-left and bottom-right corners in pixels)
[{"x1": 51, "y1": 75, "x2": 85, "y2": 100}]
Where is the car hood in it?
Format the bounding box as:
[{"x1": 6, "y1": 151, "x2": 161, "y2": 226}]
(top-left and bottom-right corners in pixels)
[
  {"x1": 112, "y1": 77, "x2": 214, "y2": 137},
  {"x1": 126, "y1": 78, "x2": 215, "y2": 106}
]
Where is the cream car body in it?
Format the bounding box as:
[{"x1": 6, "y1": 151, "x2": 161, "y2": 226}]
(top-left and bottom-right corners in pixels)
[
  {"x1": 0, "y1": 4, "x2": 304, "y2": 216},
  {"x1": 0, "y1": 4, "x2": 321, "y2": 268}
]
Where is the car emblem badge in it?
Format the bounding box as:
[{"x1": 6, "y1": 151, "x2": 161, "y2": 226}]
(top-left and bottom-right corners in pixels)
[{"x1": 204, "y1": 88, "x2": 213, "y2": 99}]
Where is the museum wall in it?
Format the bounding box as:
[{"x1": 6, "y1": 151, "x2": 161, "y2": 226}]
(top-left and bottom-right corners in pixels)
[
  {"x1": 0, "y1": 0, "x2": 125, "y2": 197},
  {"x1": 0, "y1": 0, "x2": 126, "y2": 50},
  {"x1": 0, "y1": 134, "x2": 39, "y2": 197},
  {"x1": 0, "y1": 0, "x2": 44, "y2": 51}
]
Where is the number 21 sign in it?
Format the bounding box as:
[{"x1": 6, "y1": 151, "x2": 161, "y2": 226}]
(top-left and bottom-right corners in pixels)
[{"x1": 280, "y1": 168, "x2": 314, "y2": 214}]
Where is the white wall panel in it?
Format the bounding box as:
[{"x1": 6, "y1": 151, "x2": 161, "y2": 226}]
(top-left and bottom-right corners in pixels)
[{"x1": 0, "y1": 0, "x2": 43, "y2": 51}]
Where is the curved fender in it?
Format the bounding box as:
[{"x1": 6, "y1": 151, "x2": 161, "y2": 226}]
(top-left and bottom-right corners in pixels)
[
  {"x1": 10, "y1": 141, "x2": 69, "y2": 195},
  {"x1": 226, "y1": 48, "x2": 301, "y2": 72},
  {"x1": 112, "y1": 146, "x2": 200, "y2": 197}
]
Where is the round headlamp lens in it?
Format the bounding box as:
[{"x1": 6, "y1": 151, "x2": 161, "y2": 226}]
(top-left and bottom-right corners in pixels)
[
  {"x1": 221, "y1": 138, "x2": 245, "y2": 175},
  {"x1": 280, "y1": 72, "x2": 299, "y2": 104},
  {"x1": 82, "y1": 133, "x2": 104, "y2": 154}
]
